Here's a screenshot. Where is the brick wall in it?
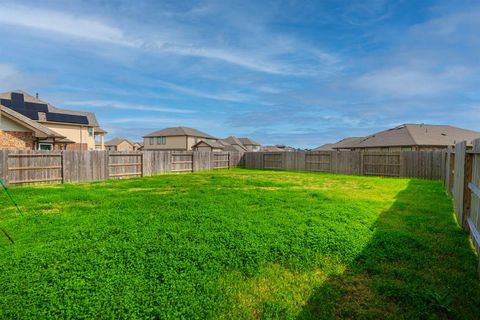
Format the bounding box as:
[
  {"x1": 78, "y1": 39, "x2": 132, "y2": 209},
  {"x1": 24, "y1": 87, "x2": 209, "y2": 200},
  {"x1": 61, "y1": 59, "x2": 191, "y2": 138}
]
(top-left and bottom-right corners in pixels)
[{"x1": 0, "y1": 130, "x2": 34, "y2": 150}]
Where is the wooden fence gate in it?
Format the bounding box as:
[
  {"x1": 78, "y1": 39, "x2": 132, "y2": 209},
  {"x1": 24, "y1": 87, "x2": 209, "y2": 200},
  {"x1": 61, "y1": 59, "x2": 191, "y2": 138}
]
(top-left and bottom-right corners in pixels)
[
  {"x1": 171, "y1": 153, "x2": 193, "y2": 173},
  {"x1": 362, "y1": 153, "x2": 401, "y2": 177},
  {"x1": 6, "y1": 152, "x2": 63, "y2": 185},
  {"x1": 108, "y1": 153, "x2": 143, "y2": 179},
  {"x1": 212, "y1": 152, "x2": 230, "y2": 169},
  {"x1": 305, "y1": 152, "x2": 331, "y2": 172},
  {"x1": 263, "y1": 153, "x2": 283, "y2": 170}
]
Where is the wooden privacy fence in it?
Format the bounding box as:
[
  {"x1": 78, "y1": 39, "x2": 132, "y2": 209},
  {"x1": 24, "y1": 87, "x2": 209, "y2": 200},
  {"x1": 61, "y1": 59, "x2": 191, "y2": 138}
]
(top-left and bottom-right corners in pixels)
[
  {"x1": 447, "y1": 139, "x2": 480, "y2": 260},
  {"x1": 245, "y1": 150, "x2": 446, "y2": 180},
  {"x1": 0, "y1": 150, "x2": 244, "y2": 186}
]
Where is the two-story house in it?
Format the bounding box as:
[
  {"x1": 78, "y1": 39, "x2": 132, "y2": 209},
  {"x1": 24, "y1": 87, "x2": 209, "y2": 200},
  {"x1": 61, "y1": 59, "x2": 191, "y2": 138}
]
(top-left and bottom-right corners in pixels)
[
  {"x1": 105, "y1": 138, "x2": 136, "y2": 151},
  {"x1": 143, "y1": 127, "x2": 218, "y2": 151},
  {"x1": 0, "y1": 90, "x2": 106, "y2": 150}
]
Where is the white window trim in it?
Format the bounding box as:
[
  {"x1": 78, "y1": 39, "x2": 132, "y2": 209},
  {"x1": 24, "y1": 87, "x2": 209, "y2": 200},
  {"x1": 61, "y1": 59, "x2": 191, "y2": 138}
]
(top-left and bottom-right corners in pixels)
[{"x1": 38, "y1": 143, "x2": 53, "y2": 151}]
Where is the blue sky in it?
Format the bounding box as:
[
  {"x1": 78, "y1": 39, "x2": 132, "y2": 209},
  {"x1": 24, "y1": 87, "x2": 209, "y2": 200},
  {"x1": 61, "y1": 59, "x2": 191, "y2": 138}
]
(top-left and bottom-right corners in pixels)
[{"x1": 0, "y1": 0, "x2": 479, "y2": 148}]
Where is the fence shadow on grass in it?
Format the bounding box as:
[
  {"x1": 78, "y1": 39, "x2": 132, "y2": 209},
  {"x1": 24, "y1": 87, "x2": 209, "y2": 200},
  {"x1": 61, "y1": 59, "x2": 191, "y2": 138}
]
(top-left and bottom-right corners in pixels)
[{"x1": 296, "y1": 179, "x2": 480, "y2": 320}]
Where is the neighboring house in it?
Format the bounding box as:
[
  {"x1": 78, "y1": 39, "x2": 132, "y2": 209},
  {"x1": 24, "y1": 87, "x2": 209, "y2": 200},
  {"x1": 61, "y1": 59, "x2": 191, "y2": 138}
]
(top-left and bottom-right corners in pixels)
[
  {"x1": 264, "y1": 144, "x2": 297, "y2": 152},
  {"x1": 191, "y1": 140, "x2": 225, "y2": 152},
  {"x1": 143, "y1": 127, "x2": 217, "y2": 151},
  {"x1": 262, "y1": 145, "x2": 285, "y2": 152},
  {"x1": 222, "y1": 136, "x2": 248, "y2": 152},
  {"x1": 0, "y1": 90, "x2": 106, "y2": 150},
  {"x1": 105, "y1": 138, "x2": 135, "y2": 151},
  {"x1": 238, "y1": 137, "x2": 261, "y2": 151},
  {"x1": 0, "y1": 104, "x2": 66, "y2": 150},
  {"x1": 337, "y1": 124, "x2": 480, "y2": 152},
  {"x1": 313, "y1": 143, "x2": 335, "y2": 151},
  {"x1": 132, "y1": 142, "x2": 143, "y2": 151},
  {"x1": 314, "y1": 137, "x2": 364, "y2": 151}
]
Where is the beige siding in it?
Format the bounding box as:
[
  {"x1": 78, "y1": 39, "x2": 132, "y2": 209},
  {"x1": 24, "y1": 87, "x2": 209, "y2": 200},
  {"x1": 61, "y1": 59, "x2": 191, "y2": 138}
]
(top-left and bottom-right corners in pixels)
[
  {"x1": 0, "y1": 116, "x2": 31, "y2": 132},
  {"x1": 244, "y1": 145, "x2": 260, "y2": 152},
  {"x1": 116, "y1": 140, "x2": 134, "y2": 151},
  {"x1": 188, "y1": 137, "x2": 217, "y2": 150},
  {"x1": 143, "y1": 135, "x2": 187, "y2": 150},
  {"x1": 195, "y1": 145, "x2": 210, "y2": 152},
  {"x1": 143, "y1": 135, "x2": 219, "y2": 150},
  {"x1": 44, "y1": 123, "x2": 96, "y2": 150}
]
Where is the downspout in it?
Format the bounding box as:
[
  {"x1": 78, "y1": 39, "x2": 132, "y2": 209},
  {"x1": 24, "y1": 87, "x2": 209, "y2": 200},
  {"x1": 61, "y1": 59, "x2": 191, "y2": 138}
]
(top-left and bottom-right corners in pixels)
[{"x1": 80, "y1": 126, "x2": 83, "y2": 150}]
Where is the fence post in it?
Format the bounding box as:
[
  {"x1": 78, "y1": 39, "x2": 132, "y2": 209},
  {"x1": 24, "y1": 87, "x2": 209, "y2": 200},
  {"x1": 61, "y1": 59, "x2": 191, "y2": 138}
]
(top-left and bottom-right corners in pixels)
[
  {"x1": 462, "y1": 151, "x2": 473, "y2": 230},
  {"x1": 61, "y1": 151, "x2": 65, "y2": 183},
  {"x1": 360, "y1": 151, "x2": 364, "y2": 176},
  {"x1": 0, "y1": 150, "x2": 8, "y2": 185},
  {"x1": 140, "y1": 152, "x2": 144, "y2": 177},
  {"x1": 105, "y1": 151, "x2": 110, "y2": 179}
]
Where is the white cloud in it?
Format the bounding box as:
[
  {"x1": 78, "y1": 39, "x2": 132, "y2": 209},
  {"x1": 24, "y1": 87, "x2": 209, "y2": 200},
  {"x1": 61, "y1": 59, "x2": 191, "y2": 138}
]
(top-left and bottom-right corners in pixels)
[
  {"x1": 64, "y1": 100, "x2": 195, "y2": 114},
  {"x1": 0, "y1": 4, "x2": 138, "y2": 47},
  {"x1": 0, "y1": 63, "x2": 47, "y2": 90},
  {"x1": 155, "y1": 80, "x2": 253, "y2": 103},
  {"x1": 0, "y1": 4, "x2": 339, "y2": 76},
  {"x1": 352, "y1": 66, "x2": 471, "y2": 96}
]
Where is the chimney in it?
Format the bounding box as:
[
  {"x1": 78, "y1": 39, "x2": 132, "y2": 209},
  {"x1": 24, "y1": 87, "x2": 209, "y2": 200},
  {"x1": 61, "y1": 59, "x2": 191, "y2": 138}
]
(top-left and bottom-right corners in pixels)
[{"x1": 36, "y1": 93, "x2": 39, "y2": 99}]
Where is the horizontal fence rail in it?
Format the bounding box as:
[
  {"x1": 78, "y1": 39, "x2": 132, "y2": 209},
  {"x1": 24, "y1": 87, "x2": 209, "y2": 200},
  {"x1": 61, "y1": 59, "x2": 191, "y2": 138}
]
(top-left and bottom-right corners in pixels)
[
  {"x1": 0, "y1": 150, "x2": 244, "y2": 186},
  {"x1": 244, "y1": 150, "x2": 446, "y2": 180}
]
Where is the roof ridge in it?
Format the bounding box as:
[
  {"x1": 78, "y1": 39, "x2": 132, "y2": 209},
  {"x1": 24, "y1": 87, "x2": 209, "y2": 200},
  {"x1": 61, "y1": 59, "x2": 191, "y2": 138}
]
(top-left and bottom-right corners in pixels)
[{"x1": 403, "y1": 125, "x2": 418, "y2": 145}]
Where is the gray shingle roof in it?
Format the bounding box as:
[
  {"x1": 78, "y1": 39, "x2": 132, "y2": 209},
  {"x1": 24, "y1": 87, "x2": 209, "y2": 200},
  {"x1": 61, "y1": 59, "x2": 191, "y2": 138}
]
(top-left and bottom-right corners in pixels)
[
  {"x1": 354, "y1": 124, "x2": 480, "y2": 148},
  {"x1": 238, "y1": 137, "x2": 260, "y2": 146},
  {"x1": 313, "y1": 143, "x2": 335, "y2": 151},
  {"x1": 143, "y1": 127, "x2": 217, "y2": 139},
  {"x1": 192, "y1": 140, "x2": 225, "y2": 149},
  {"x1": 223, "y1": 136, "x2": 248, "y2": 151},
  {"x1": 330, "y1": 137, "x2": 364, "y2": 150}
]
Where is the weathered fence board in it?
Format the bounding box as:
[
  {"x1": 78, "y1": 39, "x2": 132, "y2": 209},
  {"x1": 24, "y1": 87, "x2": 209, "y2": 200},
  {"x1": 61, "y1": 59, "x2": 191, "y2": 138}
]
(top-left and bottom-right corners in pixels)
[
  {"x1": 468, "y1": 140, "x2": 480, "y2": 256},
  {"x1": 6, "y1": 151, "x2": 63, "y2": 185},
  {"x1": 0, "y1": 150, "x2": 244, "y2": 185},
  {"x1": 444, "y1": 139, "x2": 480, "y2": 266},
  {"x1": 244, "y1": 150, "x2": 445, "y2": 180},
  {"x1": 108, "y1": 152, "x2": 143, "y2": 179},
  {"x1": 171, "y1": 152, "x2": 193, "y2": 173},
  {"x1": 212, "y1": 152, "x2": 230, "y2": 169}
]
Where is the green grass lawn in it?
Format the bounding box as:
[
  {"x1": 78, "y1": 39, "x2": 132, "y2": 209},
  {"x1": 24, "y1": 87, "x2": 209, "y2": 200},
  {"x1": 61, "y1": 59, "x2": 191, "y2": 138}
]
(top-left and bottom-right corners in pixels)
[{"x1": 0, "y1": 169, "x2": 479, "y2": 319}]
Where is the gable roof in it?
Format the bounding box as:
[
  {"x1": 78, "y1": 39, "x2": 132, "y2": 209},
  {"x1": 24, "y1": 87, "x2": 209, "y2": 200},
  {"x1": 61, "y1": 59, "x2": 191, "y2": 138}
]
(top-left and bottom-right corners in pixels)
[
  {"x1": 222, "y1": 136, "x2": 248, "y2": 151},
  {"x1": 353, "y1": 124, "x2": 480, "y2": 148},
  {"x1": 1, "y1": 105, "x2": 64, "y2": 138},
  {"x1": 144, "y1": 126, "x2": 216, "y2": 139},
  {"x1": 330, "y1": 137, "x2": 364, "y2": 150},
  {"x1": 0, "y1": 90, "x2": 99, "y2": 127},
  {"x1": 105, "y1": 138, "x2": 134, "y2": 146},
  {"x1": 192, "y1": 140, "x2": 225, "y2": 149},
  {"x1": 218, "y1": 139, "x2": 247, "y2": 152},
  {"x1": 224, "y1": 136, "x2": 245, "y2": 146},
  {"x1": 238, "y1": 137, "x2": 260, "y2": 146},
  {"x1": 313, "y1": 143, "x2": 335, "y2": 151}
]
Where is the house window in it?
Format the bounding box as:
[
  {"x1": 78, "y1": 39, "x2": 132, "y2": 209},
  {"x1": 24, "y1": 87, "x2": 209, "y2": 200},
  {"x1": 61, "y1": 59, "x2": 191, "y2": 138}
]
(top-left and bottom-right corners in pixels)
[
  {"x1": 149, "y1": 137, "x2": 154, "y2": 145},
  {"x1": 38, "y1": 143, "x2": 53, "y2": 151},
  {"x1": 88, "y1": 127, "x2": 93, "y2": 137},
  {"x1": 157, "y1": 136, "x2": 166, "y2": 145}
]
